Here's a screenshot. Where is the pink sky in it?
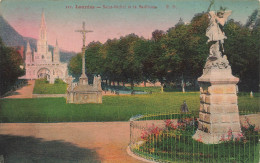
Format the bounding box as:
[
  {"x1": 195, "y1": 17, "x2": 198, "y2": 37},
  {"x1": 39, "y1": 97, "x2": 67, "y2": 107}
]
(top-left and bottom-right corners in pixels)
[
  {"x1": 1, "y1": 0, "x2": 257, "y2": 53},
  {"x1": 6, "y1": 11, "x2": 172, "y2": 52}
]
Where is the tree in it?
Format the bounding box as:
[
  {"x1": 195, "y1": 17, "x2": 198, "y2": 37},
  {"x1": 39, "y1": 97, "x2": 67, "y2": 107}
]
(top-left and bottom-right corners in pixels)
[
  {"x1": 0, "y1": 38, "x2": 24, "y2": 95},
  {"x1": 85, "y1": 41, "x2": 103, "y2": 75},
  {"x1": 224, "y1": 18, "x2": 259, "y2": 91},
  {"x1": 132, "y1": 39, "x2": 153, "y2": 87},
  {"x1": 68, "y1": 53, "x2": 82, "y2": 79},
  {"x1": 118, "y1": 34, "x2": 142, "y2": 89},
  {"x1": 152, "y1": 30, "x2": 165, "y2": 42},
  {"x1": 102, "y1": 38, "x2": 122, "y2": 86},
  {"x1": 245, "y1": 9, "x2": 258, "y2": 29},
  {"x1": 150, "y1": 30, "x2": 170, "y2": 92},
  {"x1": 161, "y1": 13, "x2": 209, "y2": 92}
]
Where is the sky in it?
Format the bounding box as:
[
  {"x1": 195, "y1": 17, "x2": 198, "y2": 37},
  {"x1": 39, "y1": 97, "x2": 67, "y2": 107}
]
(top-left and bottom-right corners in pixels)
[{"x1": 0, "y1": 0, "x2": 259, "y2": 52}]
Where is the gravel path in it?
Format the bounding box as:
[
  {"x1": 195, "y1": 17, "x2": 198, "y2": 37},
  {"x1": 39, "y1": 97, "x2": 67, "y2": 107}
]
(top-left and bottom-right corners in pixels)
[
  {"x1": 0, "y1": 122, "x2": 144, "y2": 163},
  {"x1": 1, "y1": 81, "x2": 145, "y2": 162},
  {"x1": 4, "y1": 80, "x2": 35, "y2": 99}
]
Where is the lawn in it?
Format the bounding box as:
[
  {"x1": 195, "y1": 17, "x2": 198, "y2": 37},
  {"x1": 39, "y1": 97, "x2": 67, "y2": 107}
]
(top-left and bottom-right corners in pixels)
[
  {"x1": 0, "y1": 92, "x2": 259, "y2": 122},
  {"x1": 33, "y1": 79, "x2": 67, "y2": 94}
]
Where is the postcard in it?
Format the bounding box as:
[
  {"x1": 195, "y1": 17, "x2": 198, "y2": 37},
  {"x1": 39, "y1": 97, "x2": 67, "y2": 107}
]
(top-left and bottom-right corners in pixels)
[{"x1": 0, "y1": 0, "x2": 259, "y2": 162}]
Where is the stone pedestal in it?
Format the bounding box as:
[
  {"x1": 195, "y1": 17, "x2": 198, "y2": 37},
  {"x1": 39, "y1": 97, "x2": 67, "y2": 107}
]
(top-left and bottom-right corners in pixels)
[
  {"x1": 192, "y1": 56, "x2": 241, "y2": 144},
  {"x1": 66, "y1": 75, "x2": 102, "y2": 104}
]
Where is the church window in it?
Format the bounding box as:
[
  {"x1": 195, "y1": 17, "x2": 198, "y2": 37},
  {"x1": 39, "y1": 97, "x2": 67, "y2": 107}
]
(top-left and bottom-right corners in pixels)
[{"x1": 42, "y1": 55, "x2": 44, "y2": 59}]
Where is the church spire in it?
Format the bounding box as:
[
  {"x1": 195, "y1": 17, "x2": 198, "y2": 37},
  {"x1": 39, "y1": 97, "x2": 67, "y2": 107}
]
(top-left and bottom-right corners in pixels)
[
  {"x1": 26, "y1": 41, "x2": 31, "y2": 53},
  {"x1": 37, "y1": 9, "x2": 49, "y2": 58},
  {"x1": 39, "y1": 9, "x2": 47, "y2": 41},
  {"x1": 53, "y1": 38, "x2": 60, "y2": 63},
  {"x1": 56, "y1": 39, "x2": 59, "y2": 47},
  {"x1": 25, "y1": 41, "x2": 32, "y2": 63},
  {"x1": 41, "y1": 9, "x2": 46, "y2": 30}
]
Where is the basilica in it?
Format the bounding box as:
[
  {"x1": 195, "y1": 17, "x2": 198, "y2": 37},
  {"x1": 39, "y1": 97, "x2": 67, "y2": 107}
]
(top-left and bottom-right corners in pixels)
[{"x1": 22, "y1": 11, "x2": 68, "y2": 84}]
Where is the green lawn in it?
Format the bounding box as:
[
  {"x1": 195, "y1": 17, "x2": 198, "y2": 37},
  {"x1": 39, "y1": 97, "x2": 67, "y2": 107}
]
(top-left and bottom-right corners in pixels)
[
  {"x1": 33, "y1": 79, "x2": 67, "y2": 94},
  {"x1": 0, "y1": 92, "x2": 259, "y2": 122}
]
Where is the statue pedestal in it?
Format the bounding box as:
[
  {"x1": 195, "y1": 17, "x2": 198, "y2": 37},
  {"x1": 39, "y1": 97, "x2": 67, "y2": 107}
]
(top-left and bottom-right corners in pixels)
[{"x1": 192, "y1": 57, "x2": 241, "y2": 144}]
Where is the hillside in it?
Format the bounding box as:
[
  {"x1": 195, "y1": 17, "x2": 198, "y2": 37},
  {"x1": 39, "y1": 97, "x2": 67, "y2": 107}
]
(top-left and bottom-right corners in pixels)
[
  {"x1": 0, "y1": 15, "x2": 76, "y2": 63},
  {"x1": 0, "y1": 15, "x2": 24, "y2": 47}
]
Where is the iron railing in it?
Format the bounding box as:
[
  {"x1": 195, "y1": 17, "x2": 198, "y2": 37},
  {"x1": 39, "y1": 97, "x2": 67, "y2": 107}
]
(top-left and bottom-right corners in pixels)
[{"x1": 129, "y1": 111, "x2": 260, "y2": 163}]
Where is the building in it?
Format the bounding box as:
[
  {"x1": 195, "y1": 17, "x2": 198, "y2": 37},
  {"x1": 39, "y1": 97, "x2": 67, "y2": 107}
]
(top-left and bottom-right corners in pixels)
[{"x1": 21, "y1": 11, "x2": 68, "y2": 83}]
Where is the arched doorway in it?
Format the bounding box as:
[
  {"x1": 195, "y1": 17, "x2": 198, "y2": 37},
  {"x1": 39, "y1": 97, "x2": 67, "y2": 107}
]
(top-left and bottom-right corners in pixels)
[{"x1": 37, "y1": 68, "x2": 51, "y2": 80}]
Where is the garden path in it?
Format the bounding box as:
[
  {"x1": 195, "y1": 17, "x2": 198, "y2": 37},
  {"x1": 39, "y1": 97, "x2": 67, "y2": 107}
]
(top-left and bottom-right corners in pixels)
[
  {"x1": 0, "y1": 122, "x2": 144, "y2": 163},
  {"x1": 4, "y1": 80, "x2": 35, "y2": 99}
]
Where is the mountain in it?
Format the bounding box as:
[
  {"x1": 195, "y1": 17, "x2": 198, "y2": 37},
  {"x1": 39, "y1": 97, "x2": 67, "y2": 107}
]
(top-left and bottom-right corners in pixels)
[
  {"x1": 0, "y1": 15, "x2": 25, "y2": 47},
  {"x1": 0, "y1": 14, "x2": 76, "y2": 63}
]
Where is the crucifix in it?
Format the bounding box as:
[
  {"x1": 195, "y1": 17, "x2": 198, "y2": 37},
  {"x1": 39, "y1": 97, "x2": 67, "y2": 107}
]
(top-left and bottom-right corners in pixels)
[{"x1": 75, "y1": 22, "x2": 93, "y2": 78}]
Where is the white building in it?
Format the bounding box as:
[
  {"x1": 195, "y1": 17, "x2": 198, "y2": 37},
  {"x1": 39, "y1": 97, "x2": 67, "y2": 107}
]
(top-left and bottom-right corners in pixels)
[{"x1": 22, "y1": 11, "x2": 68, "y2": 83}]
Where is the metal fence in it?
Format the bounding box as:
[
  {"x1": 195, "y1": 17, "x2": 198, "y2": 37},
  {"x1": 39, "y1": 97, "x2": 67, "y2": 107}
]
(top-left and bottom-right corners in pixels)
[{"x1": 129, "y1": 111, "x2": 260, "y2": 163}]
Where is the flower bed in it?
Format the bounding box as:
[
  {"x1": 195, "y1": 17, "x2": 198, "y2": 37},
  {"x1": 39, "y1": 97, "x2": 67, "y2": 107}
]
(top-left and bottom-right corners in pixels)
[{"x1": 129, "y1": 112, "x2": 260, "y2": 163}]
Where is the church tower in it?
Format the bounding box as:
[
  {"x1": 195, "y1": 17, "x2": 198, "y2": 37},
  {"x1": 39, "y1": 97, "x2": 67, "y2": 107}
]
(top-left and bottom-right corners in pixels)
[
  {"x1": 25, "y1": 41, "x2": 32, "y2": 64},
  {"x1": 21, "y1": 9, "x2": 68, "y2": 83},
  {"x1": 53, "y1": 39, "x2": 60, "y2": 63},
  {"x1": 36, "y1": 10, "x2": 51, "y2": 62}
]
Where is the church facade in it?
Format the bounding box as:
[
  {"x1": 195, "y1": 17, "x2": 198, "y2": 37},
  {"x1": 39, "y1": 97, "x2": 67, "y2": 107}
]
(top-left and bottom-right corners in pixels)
[{"x1": 22, "y1": 11, "x2": 68, "y2": 84}]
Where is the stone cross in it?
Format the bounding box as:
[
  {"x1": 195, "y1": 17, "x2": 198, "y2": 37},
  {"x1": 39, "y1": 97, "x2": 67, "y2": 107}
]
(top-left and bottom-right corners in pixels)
[
  {"x1": 75, "y1": 22, "x2": 93, "y2": 47},
  {"x1": 75, "y1": 22, "x2": 93, "y2": 78}
]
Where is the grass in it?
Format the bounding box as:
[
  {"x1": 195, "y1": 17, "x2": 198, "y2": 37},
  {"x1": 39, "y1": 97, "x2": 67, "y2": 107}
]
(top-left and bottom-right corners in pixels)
[
  {"x1": 237, "y1": 92, "x2": 260, "y2": 113},
  {"x1": 0, "y1": 92, "x2": 259, "y2": 122},
  {"x1": 33, "y1": 79, "x2": 67, "y2": 94}
]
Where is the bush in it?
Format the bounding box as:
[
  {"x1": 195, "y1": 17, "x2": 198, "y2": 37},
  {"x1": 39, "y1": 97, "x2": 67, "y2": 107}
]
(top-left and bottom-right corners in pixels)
[
  {"x1": 54, "y1": 79, "x2": 66, "y2": 84},
  {"x1": 37, "y1": 78, "x2": 49, "y2": 84}
]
